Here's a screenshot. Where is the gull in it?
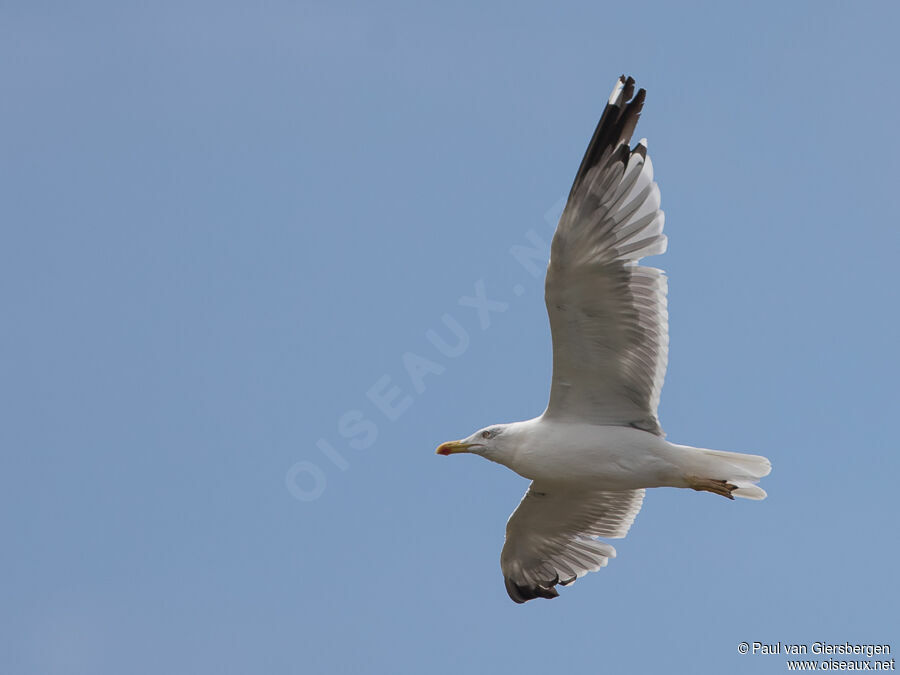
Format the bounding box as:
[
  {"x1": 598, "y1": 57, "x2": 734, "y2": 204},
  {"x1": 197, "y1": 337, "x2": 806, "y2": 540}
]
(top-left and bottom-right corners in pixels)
[{"x1": 437, "y1": 75, "x2": 771, "y2": 604}]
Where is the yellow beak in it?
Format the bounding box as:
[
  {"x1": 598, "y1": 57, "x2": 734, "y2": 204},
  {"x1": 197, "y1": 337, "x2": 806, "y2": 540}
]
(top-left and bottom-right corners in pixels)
[{"x1": 436, "y1": 440, "x2": 473, "y2": 455}]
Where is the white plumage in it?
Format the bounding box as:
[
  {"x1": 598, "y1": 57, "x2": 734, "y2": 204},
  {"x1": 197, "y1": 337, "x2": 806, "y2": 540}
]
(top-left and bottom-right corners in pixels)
[{"x1": 437, "y1": 76, "x2": 771, "y2": 604}]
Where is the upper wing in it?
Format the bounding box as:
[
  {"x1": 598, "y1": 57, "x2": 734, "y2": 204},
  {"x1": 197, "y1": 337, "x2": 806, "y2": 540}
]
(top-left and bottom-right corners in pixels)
[
  {"x1": 500, "y1": 483, "x2": 645, "y2": 603},
  {"x1": 544, "y1": 75, "x2": 669, "y2": 435}
]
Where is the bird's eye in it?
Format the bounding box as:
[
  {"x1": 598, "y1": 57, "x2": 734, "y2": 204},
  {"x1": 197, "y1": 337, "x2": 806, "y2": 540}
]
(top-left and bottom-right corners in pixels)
[{"x1": 481, "y1": 430, "x2": 491, "y2": 439}]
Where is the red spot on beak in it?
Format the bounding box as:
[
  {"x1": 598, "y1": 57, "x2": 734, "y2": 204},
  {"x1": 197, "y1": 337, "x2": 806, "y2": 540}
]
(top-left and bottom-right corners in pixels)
[{"x1": 436, "y1": 441, "x2": 469, "y2": 455}]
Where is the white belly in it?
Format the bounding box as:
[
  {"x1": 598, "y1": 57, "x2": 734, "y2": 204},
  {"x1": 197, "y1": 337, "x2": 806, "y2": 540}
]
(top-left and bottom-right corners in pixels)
[{"x1": 505, "y1": 420, "x2": 685, "y2": 490}]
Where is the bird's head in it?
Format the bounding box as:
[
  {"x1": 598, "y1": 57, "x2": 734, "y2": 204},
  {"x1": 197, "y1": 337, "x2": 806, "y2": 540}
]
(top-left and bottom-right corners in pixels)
[{"x1": 436, "y1": 425, "x2": 510, "y2": 462}]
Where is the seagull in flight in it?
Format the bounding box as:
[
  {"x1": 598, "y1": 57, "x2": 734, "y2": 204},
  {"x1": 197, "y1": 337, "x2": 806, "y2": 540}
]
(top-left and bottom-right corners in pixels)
[{"x1": 437, "y1": 75, "x2": 771, "y2": 604}]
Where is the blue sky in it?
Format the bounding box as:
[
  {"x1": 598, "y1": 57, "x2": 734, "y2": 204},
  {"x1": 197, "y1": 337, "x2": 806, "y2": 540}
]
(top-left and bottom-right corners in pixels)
[{"x1": 2, "y1": 2, "x2": 899, "y2": 673}]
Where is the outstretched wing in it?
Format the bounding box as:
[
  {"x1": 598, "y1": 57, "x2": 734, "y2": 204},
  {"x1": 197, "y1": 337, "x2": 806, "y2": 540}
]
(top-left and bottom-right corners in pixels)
[
  {"x1": 544, "y1": 75, "x2": 668, "y2": 435},
  {"x1": 501, "y1": 484, "x2": 645, "y2": 603}
]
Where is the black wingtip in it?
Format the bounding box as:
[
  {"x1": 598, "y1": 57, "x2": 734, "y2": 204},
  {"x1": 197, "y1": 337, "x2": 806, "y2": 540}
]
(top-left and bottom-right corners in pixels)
[
  {"x1": 504, "y1": 577, "x2": 562, "y2": 604},
  {"x1": 566, "y1": 76, "x2": 648, "y2": 204},
  {"x1": 621, "y1": 75, "x2": 635, "y2": 104}
]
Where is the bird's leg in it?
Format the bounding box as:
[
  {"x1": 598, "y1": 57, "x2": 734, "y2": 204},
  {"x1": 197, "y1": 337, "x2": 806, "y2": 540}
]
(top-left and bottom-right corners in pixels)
[{"x1": 688, "y1": 477, "x2": 737, "y2": 500}]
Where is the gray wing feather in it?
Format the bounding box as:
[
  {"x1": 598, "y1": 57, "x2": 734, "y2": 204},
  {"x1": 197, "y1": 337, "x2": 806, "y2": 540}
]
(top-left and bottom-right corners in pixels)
[
  {"x1": 544, "y1": 76, "x2": 668, "y2": 435},
  {"x1": 501, "y1": 484, "x2": 645, "y2": 603}
]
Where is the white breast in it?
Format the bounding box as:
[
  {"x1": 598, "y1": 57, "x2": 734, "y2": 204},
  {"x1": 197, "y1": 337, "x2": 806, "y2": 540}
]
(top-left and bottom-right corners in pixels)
[{"x1": 505, "y1": 418, "x2": 681, "y2": 489}]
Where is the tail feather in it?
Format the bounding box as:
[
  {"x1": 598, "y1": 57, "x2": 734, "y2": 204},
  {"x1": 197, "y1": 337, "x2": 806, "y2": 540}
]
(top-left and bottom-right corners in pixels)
[
  {"x1": 729, "y1": 482, "x2": 767, "y2": 500},
  {"x1": 696, "y1": 448, "x2": 771, "y2": 501}
]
